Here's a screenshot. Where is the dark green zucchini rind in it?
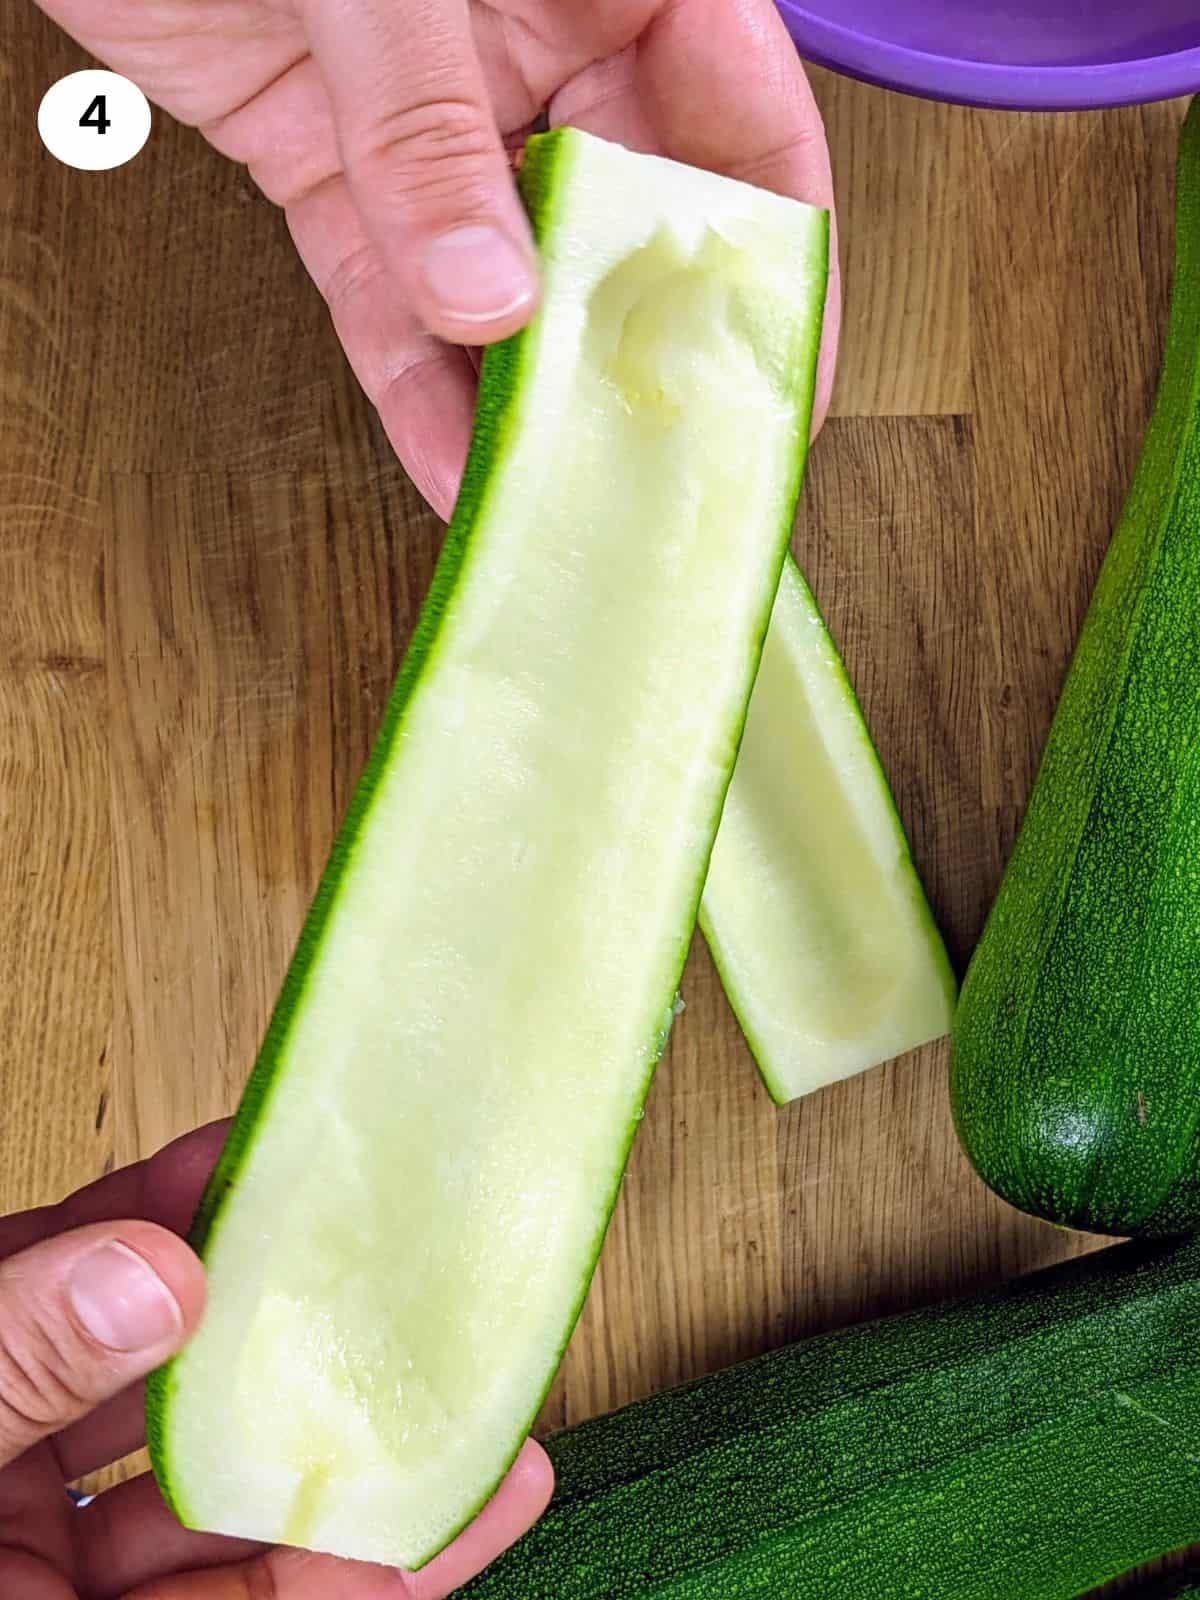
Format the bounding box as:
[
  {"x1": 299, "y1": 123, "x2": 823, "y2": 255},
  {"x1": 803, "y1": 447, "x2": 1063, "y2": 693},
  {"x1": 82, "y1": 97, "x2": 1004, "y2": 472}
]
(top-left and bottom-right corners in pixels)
[
  {"x1": 951, "y1": 99, "x2": 1200, "y2": 1239},
  {"x1": 145, "y1": 130, "x2": 577, "y2": 1518},
  {"x1": 462, "y1": 1232, "x2": 1200, "y2": 1600}
]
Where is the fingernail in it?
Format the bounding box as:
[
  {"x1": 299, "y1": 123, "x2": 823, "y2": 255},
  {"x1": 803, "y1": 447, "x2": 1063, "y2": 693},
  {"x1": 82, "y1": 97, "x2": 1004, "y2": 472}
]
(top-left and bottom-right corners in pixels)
[
  {"x1": 68, "y1": 1242, "x2": 183, "y2": 1352},
  {"x1": 420, "y1": 224, "x2": 535, "y2": 323}
]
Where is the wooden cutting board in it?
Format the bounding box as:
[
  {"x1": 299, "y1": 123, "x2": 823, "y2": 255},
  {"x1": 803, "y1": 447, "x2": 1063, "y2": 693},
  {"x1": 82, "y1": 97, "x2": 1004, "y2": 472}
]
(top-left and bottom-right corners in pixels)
[{"x1": 0, "y1": 3, "x2": 1192, "y2": 1583}]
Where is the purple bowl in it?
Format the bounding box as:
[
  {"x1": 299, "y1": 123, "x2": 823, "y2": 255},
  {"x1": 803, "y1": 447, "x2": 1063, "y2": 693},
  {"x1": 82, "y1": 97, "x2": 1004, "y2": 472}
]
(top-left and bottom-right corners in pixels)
[{"x1": 776, "y1": 1, "x2": 1200, "y2": 110}]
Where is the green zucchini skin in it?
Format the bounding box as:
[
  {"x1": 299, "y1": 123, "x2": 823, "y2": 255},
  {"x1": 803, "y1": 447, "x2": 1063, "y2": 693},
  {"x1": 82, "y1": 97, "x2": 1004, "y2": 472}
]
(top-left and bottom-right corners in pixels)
[
  {"x1": 950, "y1": 99, "x2": 1200, "y2": 1238},
  {"x1": 462, "y1": 1235, "x2": 1200, "y2": 1600}
]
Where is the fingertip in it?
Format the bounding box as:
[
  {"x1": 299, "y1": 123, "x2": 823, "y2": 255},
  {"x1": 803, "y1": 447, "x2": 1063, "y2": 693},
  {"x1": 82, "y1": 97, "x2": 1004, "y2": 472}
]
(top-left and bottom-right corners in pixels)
[
  {"x1": 811, "y1": 329, "x2": 836, "y2": 439},
  {"x1": 508, "y1": 1437, "x2": 556, "y2": 1520},
  {"x1": 412, "y1": 1439, "x2": 555, "y2": 1598},
  {"x1": 109, "y1": 1220, "x2": 207, "y2": 1343},
  {"x1": 375, "y1": 346, "x2": 476, "y2": 521},
  {"x1": 811, "y1": 225, "x2": 842, "y2": 440},
  {"x1": 414, "y1": 221, "x2": 540, "y2": 348},
  {"x1": 393, "y1": 428, "x2": 465, "y2": 523},
  {"x1": 141, "y1": 1116, "x2": 232, "y2": 1238}
]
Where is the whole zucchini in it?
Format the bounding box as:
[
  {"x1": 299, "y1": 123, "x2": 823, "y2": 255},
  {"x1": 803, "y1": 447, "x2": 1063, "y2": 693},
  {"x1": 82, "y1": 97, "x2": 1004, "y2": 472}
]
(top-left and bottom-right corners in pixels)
[
  {"x1": 463, "y1": 1235, "x2": 1200, "y2": 1600},
  {"x1": 951, "y1": 99, "x2": 1200, "y2": 1236}
]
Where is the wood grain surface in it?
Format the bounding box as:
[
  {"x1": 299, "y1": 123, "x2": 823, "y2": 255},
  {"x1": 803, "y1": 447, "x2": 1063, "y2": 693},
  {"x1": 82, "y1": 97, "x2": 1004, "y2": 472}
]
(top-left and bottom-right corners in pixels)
[{"x1": 0, "y1": 3, "x2": 1194, "y2": 1587}]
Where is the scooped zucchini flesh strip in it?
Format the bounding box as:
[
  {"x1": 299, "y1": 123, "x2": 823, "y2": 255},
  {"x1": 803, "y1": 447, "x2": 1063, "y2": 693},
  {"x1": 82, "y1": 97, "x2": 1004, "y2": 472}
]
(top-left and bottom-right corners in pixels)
[
  {"x1": 701, "y1": 556, "x2": 956, "y2": 1105},
  {"x1": 145, "y1": 127, "x2": 828, "y2": 1570}
]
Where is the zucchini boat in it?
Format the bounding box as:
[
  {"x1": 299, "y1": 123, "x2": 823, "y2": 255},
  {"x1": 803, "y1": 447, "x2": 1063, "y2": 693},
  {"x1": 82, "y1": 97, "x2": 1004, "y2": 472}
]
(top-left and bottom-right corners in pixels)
[
  {"x1": 952, "y1": 99, "x2": 1200, "y2": 1237},
  {"x1": 145, "y1": 129, "x2": 828, "y2": 1567},
  {"x1": 701, "y1": 555, "x2": 956, "y2": 1104},
  {"x1": 462, "y1": 1232, "x2": 1200, "y2": 1600}
]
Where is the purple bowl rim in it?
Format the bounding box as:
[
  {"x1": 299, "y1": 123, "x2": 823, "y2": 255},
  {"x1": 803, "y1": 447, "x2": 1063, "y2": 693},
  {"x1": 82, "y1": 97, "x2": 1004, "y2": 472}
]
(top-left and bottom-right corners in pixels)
[{"x1": 776, "y1": 2, "x2": 1200, "y2": 110}]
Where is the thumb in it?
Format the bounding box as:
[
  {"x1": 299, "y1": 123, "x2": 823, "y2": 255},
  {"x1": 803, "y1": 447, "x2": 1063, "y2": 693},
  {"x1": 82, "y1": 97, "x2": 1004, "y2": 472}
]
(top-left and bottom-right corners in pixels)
[
  {"x1": 0, "y1": 1221, "x2": 204, "y2": 1468},
  {"x1": 302, "y1": 0, "x2": 539, "y2": 345}
]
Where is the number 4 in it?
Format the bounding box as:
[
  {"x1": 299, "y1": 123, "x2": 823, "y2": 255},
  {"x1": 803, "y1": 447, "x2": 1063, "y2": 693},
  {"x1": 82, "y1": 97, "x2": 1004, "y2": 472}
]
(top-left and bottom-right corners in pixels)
[{"x1": 79, "y1": 94, "x2": 111, "y2": 135}]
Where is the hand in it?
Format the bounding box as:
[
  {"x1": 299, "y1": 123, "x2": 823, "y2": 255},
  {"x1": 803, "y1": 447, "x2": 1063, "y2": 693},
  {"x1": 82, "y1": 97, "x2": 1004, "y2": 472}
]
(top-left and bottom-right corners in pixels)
[
  {"x1": 34, "y1": 0, "x2": 840, "y2": 518},
  {"x1": 0, "y1": 1123, "x2": 553, "y2": 1599}
]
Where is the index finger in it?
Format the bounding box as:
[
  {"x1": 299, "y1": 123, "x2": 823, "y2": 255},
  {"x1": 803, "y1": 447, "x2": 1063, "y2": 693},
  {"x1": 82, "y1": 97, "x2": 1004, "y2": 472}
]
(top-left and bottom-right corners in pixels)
[
  {"x1": 301, "y1": 0, "x2": 537, "y2": 345},
  {"x1": 0, "y1": 1120, "x2": 231, "y2": 1262},
  {"x1": 635, "y1": 0, "x2": 841, "y2": 429}
]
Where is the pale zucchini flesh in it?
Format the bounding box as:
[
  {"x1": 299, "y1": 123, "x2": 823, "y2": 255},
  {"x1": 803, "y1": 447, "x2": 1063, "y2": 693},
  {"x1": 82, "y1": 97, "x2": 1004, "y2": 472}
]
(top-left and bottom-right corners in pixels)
[
  {"x1": 146, "y1": 128, "x2": 828, "y2": 1569},
  {"x1": 701, "y1": 557, "x2": 956, "y2": 1104}
]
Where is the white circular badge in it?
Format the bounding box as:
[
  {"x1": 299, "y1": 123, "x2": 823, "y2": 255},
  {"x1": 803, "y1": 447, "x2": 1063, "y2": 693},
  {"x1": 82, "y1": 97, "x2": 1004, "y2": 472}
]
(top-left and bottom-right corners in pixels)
[{"x1": 38, "y1": 70, "x2": 151, "y2": 172}]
